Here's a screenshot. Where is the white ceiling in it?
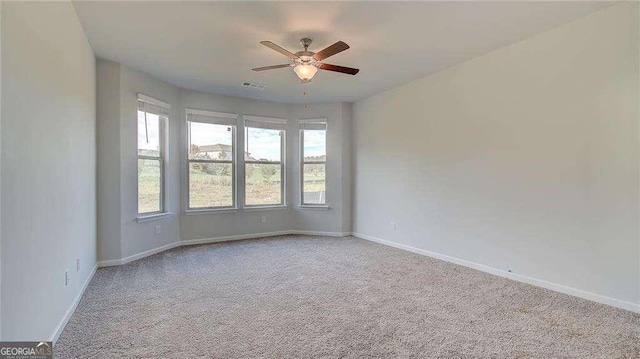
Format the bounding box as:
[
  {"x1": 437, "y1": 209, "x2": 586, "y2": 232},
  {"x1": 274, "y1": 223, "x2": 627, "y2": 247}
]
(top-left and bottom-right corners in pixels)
[{"x1": 73, "y1": 1, "x2": 612, "y2": 104}]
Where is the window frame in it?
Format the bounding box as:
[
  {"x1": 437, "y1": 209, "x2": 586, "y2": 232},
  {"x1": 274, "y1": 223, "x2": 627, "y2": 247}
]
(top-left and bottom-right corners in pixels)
[
  {"x1": 186, "y1": 109, "x2": 239, "y2": 212},
  {"x1": 299, "y1": 119, "x2": 327, "y2": 207},
  {"x1": 243, "y1": 115, "x2": 287, "y2": 208},
  {"x1": 136, "y1": 94, "x2": 170, "y2": 217}
]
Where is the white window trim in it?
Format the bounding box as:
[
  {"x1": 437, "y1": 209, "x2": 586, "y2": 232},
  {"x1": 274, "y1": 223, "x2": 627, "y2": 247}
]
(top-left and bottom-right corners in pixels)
[
  {"x1": 186, "y1": 108, "x2": 236, "y2": 119},
  {"x1": 244, "y1": 114, "x2": 287, "y2": 125},
  {"x1": 138, "y1": 93, "x2": 171, "y2": 109},
  {"x1": 300, "y1": 118, "x2": 327, "y2": 207},
  {"x1": 185, "y1": 208, "x2": 239, "y2": 215},
  {"x1": 137, "y1": 95, "x2": 169, "y2": 217},
  {"x1": 243, "y1": 205, "x2": 288, "y2": 212},
  {"x1": 186, "y1": 109, "x2": 239, "y2": 211},
  {"x1": 136, "y1": 212, "x2": 174, "y2": 223},
  {"x1": 244, "y1": 116, "x2": 287, "y2": 208},
  {"x1": 298, "y1": 205, "x2": 330, "y2": 211},
  {"x1": 299, "y1": 118, "x2": 327, "y2": 129}
]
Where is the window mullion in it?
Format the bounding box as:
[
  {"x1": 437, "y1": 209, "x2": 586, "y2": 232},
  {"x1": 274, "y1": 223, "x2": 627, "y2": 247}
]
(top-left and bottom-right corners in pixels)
[
  {"x1": 188, "y1": 159, "x2": 233, "y2": 164},
  {"x1": 138, "y1": 155, "x2": 162, "y2": 160},
  {"x1": 245, "y1": 161, "x2": 282, "y2": 165}
]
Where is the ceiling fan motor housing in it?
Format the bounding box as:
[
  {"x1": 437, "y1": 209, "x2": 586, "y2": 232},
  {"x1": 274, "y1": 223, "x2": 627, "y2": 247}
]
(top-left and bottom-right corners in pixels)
[{"x1": 296, "y1": 38, "x2": 316, "y2": 63}]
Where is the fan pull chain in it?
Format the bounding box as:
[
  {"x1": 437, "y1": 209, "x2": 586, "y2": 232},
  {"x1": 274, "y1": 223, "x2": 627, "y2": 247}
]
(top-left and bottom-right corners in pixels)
[{"x1": 303, "y1": 86, "x2": 308, "y2": 109}]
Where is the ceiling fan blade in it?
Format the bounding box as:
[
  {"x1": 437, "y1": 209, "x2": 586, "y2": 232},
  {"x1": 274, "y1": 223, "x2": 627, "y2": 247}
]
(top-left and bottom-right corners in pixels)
[
  {"x1": 260, "y1": 41, "x2": 299, "y2": 59},
  {"x1": 252, "y1": 64, "x2": 292, "y2": 71},
  {"x1": 318, "y1": 63, "x2": 360, "y2": 75},
  {"x1": 313, "y1": 41, "x2": 350, "y2": 61}
]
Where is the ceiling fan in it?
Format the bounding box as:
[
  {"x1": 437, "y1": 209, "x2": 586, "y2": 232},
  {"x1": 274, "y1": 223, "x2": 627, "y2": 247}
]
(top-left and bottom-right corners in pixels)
[{"x1": 252, "y1": 38, "x2": 359, "y2": 83}]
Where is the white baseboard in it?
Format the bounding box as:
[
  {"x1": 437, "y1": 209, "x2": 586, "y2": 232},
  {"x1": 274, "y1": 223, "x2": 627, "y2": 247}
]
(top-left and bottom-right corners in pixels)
[
  {"x1": 96, "y1": 258, "x2": 121, "y2": 267},
  {"x1": 181, "y1": 230, "x2": 293, "y2": 246},
  {"x1": 50, "y1": 265, "x2": 98, "y2": 344},
  {"x1": 291, "y1": 230, "x2": 352, "y2": 237},
  {"x1": 98, "y1": 241, "x2": 181, "y2": 267},
  {"x1": 352, "y1": 232, "x2": 640, "y2": 314},
  {"x1": 182, "y1": 230, "x2": 351, "y2": 246},
  {"x1": 119, "y1": 241, "x2": 181, "y2": 265}
]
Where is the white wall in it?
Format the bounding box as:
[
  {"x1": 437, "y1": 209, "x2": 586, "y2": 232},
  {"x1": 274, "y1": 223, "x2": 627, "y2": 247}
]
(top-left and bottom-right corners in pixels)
[
  {"x1": 1, "y1": 2, "x2": 97, "y2": 340},
  {"x1": 342, "y1": 103, "x2": 353, "y2": 234},
  {"x1": 96, "y1": 60, "x2": 122, "y2": 262},
  {"x1": 353, "y1": 3, "x2": 639, "y2": 308},
  {"x1": 0, "y1": 1, "x2": 4, "y2": 340}
]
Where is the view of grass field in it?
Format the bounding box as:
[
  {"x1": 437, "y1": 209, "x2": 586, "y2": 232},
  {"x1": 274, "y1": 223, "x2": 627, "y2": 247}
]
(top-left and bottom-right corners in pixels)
[
  {"x1": 138, "y1": 159, "x2": 162, "y2": 213},
  {"x1": 189, "y1": 163, "x2": 233, "y2": 208},
  {"x1": 140, "y1": 159, "x2": 327, "y2": 210},
  {"x1": 139, "y1": 158, "x2": 325, "y2": 211},
  {"x1": 138, "y1": 113, "x2": 327, "y2": 212},
  {"x1": 245, "y1": 164, "x2": 282, "y2": 205}
]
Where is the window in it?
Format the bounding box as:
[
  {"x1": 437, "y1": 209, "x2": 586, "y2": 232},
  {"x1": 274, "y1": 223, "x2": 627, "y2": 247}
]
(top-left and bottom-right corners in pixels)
[
  {"x1": 300, "y1": 119, "x2": 327, "y2": 205},
  {"x1": 187, "y1": 110, "x2": 238, "y2": 210},
  {"x1": 137, "y1": 94, "x2": 169, "y2": 215},
  {"x1": 244, "y1": 116, "x2": 286, "y2": 207}
]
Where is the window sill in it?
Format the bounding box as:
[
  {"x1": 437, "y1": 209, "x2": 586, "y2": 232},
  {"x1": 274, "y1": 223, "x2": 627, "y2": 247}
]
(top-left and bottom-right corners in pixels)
[
  {"x1": 185, "y1": 208, "x2": 239, "y2": 216},
  {"x1": 298, "y1": 205, "x2": 330, "y2": 211},
  {"x1": 243, "y1": 205, "x2": 288, "y2": 212},
  {"x1": 136, "y1": 213, "x2": 173, "y2": 223}
]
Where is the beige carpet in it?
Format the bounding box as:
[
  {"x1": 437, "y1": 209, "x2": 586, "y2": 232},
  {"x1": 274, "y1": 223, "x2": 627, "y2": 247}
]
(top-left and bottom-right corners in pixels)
[{"x1": 55, "y1": 235, "x2": 639, "y2": 358}]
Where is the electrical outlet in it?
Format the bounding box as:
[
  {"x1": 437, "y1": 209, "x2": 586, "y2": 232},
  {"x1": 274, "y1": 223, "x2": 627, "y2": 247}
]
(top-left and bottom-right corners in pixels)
[
  {"x1": 76, "y1": 259, "x2": 80, "y2": 272},
  {"x1": 261, "y1": 215, "x2": 267, "y2": 224},
  {"x1": 65, "y1": 269, "x2": 69, "y2": 286},
  {"x1": 155, "y1": 226, "x2": 161, "y2": 235},
  {"x1": 391, "y1": 221, "x2": 397, "y2": 231}
]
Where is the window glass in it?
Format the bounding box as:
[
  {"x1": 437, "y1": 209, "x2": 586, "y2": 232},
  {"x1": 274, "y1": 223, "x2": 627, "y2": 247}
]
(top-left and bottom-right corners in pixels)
[
  {"x1": 301, "y1": 126, "x2": 327, "y2": 205},
  {"x1": 303, "y1": 129, "x2": 326, "y2": 161},
  {"x1": 246, "y1": 127, "x2": 282, "y2": 162},
  {"x1": 188, "y1": 122, "x2": 233, "y2": 160},
  {"x1": 137, "y1": 112, "x2": 161, "y2": 157},
  {"x1": 188, "y1": 120, "x2": 235, "y2": 209},
  {"x1": 245, "y1": 164, "x2": 282, "y2": 205},
  {"x1": 302, "y1": 163, "x2": 326, "y2": 204},
  {"x1": 245, "y1": 126, "x2": 284, "y2": 206},
  {"x1": 188, "y1": 163, "x2": 233, "y2": 208}
]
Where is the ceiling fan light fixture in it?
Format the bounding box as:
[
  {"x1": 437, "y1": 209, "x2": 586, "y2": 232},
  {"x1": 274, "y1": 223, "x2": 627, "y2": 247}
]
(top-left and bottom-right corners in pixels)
[{"x1": 294, "y1": 64, "x2": 318, "y2": 82}]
